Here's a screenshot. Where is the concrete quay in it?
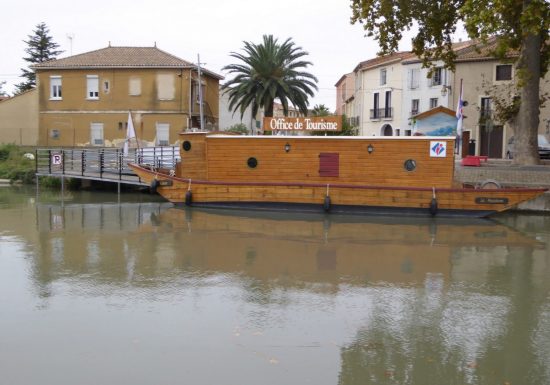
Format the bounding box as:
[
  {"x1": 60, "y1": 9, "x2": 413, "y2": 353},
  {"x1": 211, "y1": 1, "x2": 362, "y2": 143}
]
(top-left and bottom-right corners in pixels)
[{"x1": 454, "y1": 159, "x2": 550, "y2": 212}]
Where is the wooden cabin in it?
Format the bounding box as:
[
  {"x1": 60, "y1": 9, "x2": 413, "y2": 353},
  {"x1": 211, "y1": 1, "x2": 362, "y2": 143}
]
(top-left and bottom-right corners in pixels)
[{"x1": 177, "y1": 132, "x2": 456, "y2": 188}]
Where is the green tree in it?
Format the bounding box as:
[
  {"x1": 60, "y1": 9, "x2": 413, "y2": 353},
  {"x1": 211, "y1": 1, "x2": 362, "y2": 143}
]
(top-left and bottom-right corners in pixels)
[
  {"x1": 311, "y1": 104, "x2": 331, "y2": 116},
  {"x1": 15, "y1": 22, "x2": 63, "y2": 94},
  {"x1": 222, "y1": 35, "x2": 318, "y2": 119},
  {"x1": 350, "y1": 0, "x2": 549, "y2": 165}
]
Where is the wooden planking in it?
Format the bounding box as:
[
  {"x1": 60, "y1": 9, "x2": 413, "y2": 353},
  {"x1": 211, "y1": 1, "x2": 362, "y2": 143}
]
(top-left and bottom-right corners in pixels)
[
  {"x1": 179, "y1": 134, "x2": 208, "y2": 179},
  {"x1": 131, "y1": 159, "x2": 544, "y2": 214},
  {"x1": 201, "y1": 136, "x2": 455, "y2": 188}
]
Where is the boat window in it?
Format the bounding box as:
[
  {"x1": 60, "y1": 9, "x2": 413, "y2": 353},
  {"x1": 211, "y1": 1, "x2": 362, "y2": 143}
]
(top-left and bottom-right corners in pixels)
[
  {"x1": 247, "y1": 157, "x2": 258, "y2": 168},
  {"x1": 319, "y1": 153, "x2": 339, "y2": 177},
  {"x1": 404, "y1": 159, "x2": 416, "y2": 171},
  {"x1": 182, "y1": 141, "x2": 192, "y2": 151}
]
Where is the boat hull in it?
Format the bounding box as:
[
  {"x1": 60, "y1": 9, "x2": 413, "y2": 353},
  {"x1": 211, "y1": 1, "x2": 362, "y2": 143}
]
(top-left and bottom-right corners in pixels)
[{"x1": 129, "y1": 164, "x2": 546, "y2": 218}]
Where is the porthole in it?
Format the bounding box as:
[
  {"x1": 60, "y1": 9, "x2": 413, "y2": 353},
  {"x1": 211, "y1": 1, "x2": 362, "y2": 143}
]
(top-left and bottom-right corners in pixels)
[
  {"x1": 182, "y1": 141, "x2": 192, "y2": 151},
  {"x1": 404, "y1": 159, "x2": 416, "y2": 172},
  {"x1": 247, "y1": 157, "x2": 258, "y2": 168}
]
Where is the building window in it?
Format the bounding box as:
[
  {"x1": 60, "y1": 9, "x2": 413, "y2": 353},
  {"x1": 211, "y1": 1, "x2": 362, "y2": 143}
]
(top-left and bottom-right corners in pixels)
[
  {"x1": 409, "y1": 68, "x2": 420, "y2": 89},
  {"x1": 380, "y1": 68, "x2": 387, "y2": 85},
  {"x1": 371, "y1": 92, "x2": 380, "y2": 119},
  {"x1": 430, "y1": 98, "x2": 439, "y2": 109},
  {"x1": 90, "y1": 123, "x2": 104, "y2": 146},
  {"x1": 411, "y1": 99, "x2": 420, "y2": 115},
  {"x1": 129, "y1": 77, "x2": 141, "y2": 96},
  {"x1": 156, "y1": 123, "x2": 170, "y2": 146},
  {"x1": 49, "y1": 129, "x2": 60, "y2": 139},
  {"x1": 430, "y1": 67, "x2": 443, "y2": 86},
  {"x1": 50, "y1": 76, "x2": 62, "y2": 100},
  {"x1": 87, "y1": 75, "x2": 99, "y2": 99},
  {"x1": 157, "y1": 73, "x2": 175, "y2": 100},
  {"x1": 480, "y1": 97, "x2": 492, "y2": 120},
  {"x1": 496, "y1": 64, "x2": 512, "y2": 81},
  {"x1": 103, "y1": 80, "x2": 110, "y2": 94},
  {"x1": 384, "y1": 91, "x2": 392, "y2": 118}
]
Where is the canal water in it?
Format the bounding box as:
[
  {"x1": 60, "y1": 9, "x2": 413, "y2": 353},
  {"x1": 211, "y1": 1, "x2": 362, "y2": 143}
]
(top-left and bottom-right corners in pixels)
[{"x1": 1, "y1": 186, "x2": 549, "y2": 385}]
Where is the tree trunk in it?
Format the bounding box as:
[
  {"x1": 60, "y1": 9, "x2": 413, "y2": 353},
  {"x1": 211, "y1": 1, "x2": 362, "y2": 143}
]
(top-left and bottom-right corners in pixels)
[
  {"x1": 264, "y1": 99, "x2": 274, "y2": 118},
  {"x1": 513, "y1": 3, "x2": 542, "y2": 165}
]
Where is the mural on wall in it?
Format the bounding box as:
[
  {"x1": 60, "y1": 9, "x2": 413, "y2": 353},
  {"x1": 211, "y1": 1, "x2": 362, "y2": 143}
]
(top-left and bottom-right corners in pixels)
[{"x1": 414, "y1": 112, "x2": 458, "y2": 136}]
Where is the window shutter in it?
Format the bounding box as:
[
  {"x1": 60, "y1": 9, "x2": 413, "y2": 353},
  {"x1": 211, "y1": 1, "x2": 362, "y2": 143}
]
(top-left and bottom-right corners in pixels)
[{"x1": 319, "y1": 153, "x2": 339, "y2": 177}]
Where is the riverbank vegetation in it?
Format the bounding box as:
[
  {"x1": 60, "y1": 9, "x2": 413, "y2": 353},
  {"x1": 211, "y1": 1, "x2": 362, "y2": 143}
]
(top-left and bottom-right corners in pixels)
[{"x1": 0, "y1": 144, "x2": 35, "y2": 184}]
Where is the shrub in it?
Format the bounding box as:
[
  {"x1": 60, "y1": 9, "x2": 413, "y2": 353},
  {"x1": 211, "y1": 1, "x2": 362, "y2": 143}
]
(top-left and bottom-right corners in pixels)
[
  {"x1": 0, "y1": 144, "x2": 35, "y2": 184},
  {"x1": 225, "y1": 123, "x2": 249, "y2": 135}
]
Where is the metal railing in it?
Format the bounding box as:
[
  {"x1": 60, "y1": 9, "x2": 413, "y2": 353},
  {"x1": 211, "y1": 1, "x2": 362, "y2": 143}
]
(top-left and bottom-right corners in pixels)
[
  {"x1": 35, "y1": 146, "x2": 180, "y2": 185},
  {"x1": 370, "y1": 107, "x2": 393, "y2": 120}
]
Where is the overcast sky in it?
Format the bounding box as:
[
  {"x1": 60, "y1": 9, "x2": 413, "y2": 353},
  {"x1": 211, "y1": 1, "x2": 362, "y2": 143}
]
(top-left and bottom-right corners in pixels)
[{"x1": 2, "y1": 0, "x2": 423, "y2": 111}]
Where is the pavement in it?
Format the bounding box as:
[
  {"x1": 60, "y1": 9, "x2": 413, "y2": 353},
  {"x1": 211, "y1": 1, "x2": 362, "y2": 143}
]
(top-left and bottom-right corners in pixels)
[
  {"x1": 454, "y1": 159, "x2": 550, "y2": 212},
  {"x1": 455, "y1": 159, "x2": 550, "y2": 188}
]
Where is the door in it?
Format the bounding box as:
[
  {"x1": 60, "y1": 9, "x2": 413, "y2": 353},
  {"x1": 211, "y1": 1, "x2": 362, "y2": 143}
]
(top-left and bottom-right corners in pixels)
[
  {"x1": 461, "y1": 130, "x2": 470, "y2": 158},
  {"x1": 90, "y1": 123, "x2": 104, "y2": 146},
  {"x1": 480, "y1": 125, "x2": 503, "y2": 158},
  {"x1": 156, "y1": 123, "x2": 170, "y2": 146},
  {"x1": 382, "y1": 124, "x2": 393, "y2": 136}
]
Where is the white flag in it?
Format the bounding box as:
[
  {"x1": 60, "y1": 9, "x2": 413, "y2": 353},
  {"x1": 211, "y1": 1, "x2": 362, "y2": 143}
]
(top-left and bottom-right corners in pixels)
[{"x1": 123, "y1": 111, "x2": 136, "y2": 156}]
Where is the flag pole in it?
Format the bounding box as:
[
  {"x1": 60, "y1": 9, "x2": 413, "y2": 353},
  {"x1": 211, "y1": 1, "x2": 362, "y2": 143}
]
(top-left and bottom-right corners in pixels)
[{"x1": 455, "y1": 78, "x2": 464, "y2": 157}]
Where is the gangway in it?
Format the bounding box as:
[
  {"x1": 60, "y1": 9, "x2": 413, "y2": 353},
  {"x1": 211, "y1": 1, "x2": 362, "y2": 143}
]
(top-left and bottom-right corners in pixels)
[{"x1": 35, "y1": 147, "x2": 180, "y2": 188}]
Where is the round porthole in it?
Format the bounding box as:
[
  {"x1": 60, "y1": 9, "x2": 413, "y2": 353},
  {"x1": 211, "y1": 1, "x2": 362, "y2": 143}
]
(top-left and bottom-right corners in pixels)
[
  {"x1": 404, "y1": 159, "x2": 416, "y2": 172},
  {"x1": 247, "y1": 157, "x2": 258, "y2": 168},
  {"x1": 182, "y1": 141, "x2": 192, "y2": 151}
]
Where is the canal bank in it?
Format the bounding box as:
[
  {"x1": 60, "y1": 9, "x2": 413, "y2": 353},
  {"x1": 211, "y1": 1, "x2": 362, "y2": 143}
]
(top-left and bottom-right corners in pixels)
[{"x1": 455, "y1": 159, "x2": 550, "y2": 212}]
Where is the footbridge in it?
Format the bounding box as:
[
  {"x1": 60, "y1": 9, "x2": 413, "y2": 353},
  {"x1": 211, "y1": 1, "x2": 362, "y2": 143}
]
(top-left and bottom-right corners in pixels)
[{"x1": 35, "y1": 147, "x2": 180, "y2": 189}]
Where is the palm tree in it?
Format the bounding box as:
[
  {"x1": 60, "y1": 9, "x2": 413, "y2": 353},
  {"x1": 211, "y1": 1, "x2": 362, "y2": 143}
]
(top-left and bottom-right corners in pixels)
[
  {"x1": 311, "y1": 104, "x2": 331, "y2": 117},
  {"x1": 222, "y1": 35, "x2": 318, "y2": 119}
]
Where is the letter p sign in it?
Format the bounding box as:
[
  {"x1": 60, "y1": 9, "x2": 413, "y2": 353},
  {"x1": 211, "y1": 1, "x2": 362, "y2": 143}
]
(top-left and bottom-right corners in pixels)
[{"x1": 52, "y1": 153, "x2": 62, "y2": 165}]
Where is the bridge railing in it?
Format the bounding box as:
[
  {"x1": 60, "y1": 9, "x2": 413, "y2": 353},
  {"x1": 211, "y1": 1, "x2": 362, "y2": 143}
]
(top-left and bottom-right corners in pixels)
[{"x1": 35, "y1": 147, "x2": 180, "y2": 184}]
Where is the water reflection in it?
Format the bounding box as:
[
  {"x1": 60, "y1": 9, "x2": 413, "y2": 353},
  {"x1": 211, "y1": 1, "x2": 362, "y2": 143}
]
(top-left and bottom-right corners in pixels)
[{"x1": 1, "y1": 191, "x2": 549, "y2": 385}]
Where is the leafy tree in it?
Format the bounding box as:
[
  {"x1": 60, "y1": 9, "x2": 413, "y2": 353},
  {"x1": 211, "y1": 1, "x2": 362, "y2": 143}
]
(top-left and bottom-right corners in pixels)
[
  {"x1": 350, "y1": 0, "x2": 549, "y2": 165},
  {"x1": 311, "y1": 104, "x2": 331, "y2": 116},
  {"x1": 222, "y1": 35, "x2": 318, "y2": 119},
  {"x1": 15, "y1": 22, "x2": 63, "y2": 94}
]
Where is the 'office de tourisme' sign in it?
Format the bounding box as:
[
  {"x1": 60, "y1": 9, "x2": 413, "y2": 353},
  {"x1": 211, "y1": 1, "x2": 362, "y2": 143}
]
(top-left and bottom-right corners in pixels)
[{"x1": 263, "y1": 116, "x2": 342, "y2": 132}]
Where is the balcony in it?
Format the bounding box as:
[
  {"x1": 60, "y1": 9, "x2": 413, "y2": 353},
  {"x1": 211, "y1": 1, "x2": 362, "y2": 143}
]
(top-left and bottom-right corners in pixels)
[{"x1": 370, "y1": 108, "x2": 393, "y2": 120}]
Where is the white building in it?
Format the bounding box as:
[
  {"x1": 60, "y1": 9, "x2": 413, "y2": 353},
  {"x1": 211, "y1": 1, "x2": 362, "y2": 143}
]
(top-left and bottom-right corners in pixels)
[
  {"x1": 353, "y1": 52, "x2": 412, "y2": 136},
  {"x1": 218, "y1": 86, "x2": 258, "y2": 134}
]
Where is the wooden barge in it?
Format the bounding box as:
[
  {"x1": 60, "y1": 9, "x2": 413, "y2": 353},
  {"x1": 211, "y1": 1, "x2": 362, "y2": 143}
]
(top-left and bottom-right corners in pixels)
[{"x1": 129, "y1": 132, "x2": 547, "y2": 218}]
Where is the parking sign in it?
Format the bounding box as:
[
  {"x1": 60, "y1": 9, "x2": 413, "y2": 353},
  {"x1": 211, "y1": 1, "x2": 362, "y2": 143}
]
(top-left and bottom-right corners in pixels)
[{"x1": 52, "y1": 153, "x2": 62, "y2": 165}]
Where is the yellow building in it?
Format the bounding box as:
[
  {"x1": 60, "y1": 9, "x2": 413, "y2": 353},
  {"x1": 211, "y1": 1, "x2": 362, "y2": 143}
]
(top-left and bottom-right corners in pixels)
[
  {"x1": 0, "y1": 89, "x2": 39, "y2": 146},
  {"x1": 33, "y1": 45, "x2": 223, "y2": 147}
]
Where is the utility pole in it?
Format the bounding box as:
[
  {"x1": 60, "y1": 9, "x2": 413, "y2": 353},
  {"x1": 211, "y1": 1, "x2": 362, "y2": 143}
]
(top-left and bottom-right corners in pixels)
[{"x1": 197, "y1": 54, "x2": 204, "y2": 130}]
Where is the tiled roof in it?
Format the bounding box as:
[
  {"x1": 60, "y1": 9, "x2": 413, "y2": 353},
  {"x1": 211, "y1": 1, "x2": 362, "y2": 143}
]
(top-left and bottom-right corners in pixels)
[
  {"x1": 401, "y1": 39, "x2": 480, "y2": 64},
  {"x1": 354, "y1": 51, "x2": 414, "y2": 72},
  {"x1": 454, "y1": 38, "x2": 518, "y2": 62},
  {"x1": 401, "y1": 38, "x2": 518, "y2": 64},
  {"x1": 32, "y1": 46, "x2": 223, "y2": 78}
]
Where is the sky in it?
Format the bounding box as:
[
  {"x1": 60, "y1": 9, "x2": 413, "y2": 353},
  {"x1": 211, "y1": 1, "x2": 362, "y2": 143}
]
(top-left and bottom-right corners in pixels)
[{"x1": 1, "y1": 0, "x2": 420, "y2": 112}]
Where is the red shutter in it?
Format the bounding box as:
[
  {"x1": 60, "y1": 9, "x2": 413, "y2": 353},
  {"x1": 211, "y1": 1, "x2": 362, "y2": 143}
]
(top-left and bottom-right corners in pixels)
[{"x1": 319, "y1": 153, "x2": 339, "y2": 177}]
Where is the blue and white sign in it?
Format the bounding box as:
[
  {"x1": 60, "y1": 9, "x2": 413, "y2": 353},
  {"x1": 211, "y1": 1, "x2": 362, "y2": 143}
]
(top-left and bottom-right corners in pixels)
[{"x1": 430, "y1": 141, "x2": 447, "y2": 157}]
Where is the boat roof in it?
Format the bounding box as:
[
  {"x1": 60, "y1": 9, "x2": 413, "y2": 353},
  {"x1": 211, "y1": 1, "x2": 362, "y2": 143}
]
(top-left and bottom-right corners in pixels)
[{"x1": 203, "y1": 134, "x2": 455, "y2": 140}]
